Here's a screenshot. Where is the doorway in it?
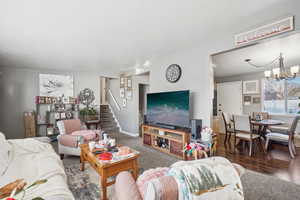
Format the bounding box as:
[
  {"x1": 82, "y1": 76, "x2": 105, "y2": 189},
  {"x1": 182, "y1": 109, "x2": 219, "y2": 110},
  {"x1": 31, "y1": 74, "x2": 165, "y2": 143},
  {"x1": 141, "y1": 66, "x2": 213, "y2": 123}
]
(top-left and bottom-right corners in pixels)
[
  {"x1": 138, "y1": 84, "x2": 149, "y2": 137},
  {"x1": 216, "y1": 81, "x2": 243, "y2": 116},
  {"x1": 100, "y1": 76, "x2": 109, "y2": 105}
]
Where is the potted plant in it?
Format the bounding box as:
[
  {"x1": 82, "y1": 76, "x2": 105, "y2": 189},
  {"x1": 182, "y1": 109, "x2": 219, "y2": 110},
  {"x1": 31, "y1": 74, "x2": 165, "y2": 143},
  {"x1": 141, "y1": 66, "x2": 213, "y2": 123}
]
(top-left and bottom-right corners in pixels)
[{"x1": 79, "y1": 106, "x2": 99, "y2": 121}]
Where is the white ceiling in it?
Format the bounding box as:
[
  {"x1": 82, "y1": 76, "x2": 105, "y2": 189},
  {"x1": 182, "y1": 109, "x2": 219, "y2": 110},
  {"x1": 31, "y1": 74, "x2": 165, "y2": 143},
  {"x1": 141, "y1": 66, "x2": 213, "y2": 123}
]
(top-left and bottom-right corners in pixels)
[
  {"x1": 213, "y1": 33, "x2": 300, "y2": 78},
  {"x1": 0, "y1": 0, "x2": 293, "y2": 74}
]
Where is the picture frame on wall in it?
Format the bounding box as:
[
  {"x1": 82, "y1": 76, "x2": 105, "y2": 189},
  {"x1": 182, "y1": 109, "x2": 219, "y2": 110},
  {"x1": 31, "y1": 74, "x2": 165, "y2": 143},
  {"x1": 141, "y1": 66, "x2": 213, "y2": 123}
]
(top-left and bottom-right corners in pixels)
[
  {"x1": 122, "y1": 99, "x2": 127, "y2": 107},
  {"x1": 47, "y1": 127, "x2": 54, "y2": 136},
  {"x1": 126, "y1": 90, "x2": 132, "y2": 100},
  {"x1": 252, "y1": 96, "x2": 261, "y2": 104},
  {"x1": 120, "y1": 88, "x2": 125, "y2": 98},
  {"x1": 39, "y1": 74, "x2": 74, "y2": 97},
  {"x1": 120, "y1": 75, "x2": 125, "y2": 88},
  {"x1": 127, "y1": 77, "x2": 132, "y2": 88},
  {"x1": 244, "y1": 95, "x2": 252, "y2": 105},
  {"x1": 243, "y1": 80, "x2": 259, "y2": 94}
]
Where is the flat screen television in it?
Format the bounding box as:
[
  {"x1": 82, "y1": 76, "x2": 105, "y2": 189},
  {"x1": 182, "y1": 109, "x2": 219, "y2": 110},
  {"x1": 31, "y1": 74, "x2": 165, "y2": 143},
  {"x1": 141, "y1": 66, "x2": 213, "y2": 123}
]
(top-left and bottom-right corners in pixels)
[{"x1": 146, "y1": 90, "x2": 190, "y2": 128}]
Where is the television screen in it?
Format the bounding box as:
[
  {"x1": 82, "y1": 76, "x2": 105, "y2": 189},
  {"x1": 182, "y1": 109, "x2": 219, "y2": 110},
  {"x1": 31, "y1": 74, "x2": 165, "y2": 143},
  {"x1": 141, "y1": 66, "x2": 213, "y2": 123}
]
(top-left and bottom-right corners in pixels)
[{"x1": 146, "y1": 90, "x2": 190, "y2": 128}]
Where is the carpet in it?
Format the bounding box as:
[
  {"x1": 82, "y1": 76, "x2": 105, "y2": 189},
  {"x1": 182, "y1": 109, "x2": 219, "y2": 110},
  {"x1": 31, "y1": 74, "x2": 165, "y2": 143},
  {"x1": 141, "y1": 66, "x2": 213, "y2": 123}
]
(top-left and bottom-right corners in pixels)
[
  {"x1": 65, "y1": 163, "x2": 117, "y2": 200},
  {"x1": 61, "y1": 133, "x2": 300, "y2": 200}
]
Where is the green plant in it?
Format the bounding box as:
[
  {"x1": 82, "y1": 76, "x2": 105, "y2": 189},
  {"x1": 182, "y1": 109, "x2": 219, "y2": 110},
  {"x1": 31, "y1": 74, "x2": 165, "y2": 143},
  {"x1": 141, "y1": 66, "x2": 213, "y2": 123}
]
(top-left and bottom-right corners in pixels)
[{"x1": 79, "y1": 107, "x2": 98, "y2": 116}]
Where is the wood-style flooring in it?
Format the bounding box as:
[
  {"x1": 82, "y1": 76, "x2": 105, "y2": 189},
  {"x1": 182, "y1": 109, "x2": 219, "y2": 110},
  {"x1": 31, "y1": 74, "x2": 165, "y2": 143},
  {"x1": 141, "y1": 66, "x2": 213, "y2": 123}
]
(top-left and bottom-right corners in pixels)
[{"x1": 216, "y1": 133, "x2": 300, "y2": 185}]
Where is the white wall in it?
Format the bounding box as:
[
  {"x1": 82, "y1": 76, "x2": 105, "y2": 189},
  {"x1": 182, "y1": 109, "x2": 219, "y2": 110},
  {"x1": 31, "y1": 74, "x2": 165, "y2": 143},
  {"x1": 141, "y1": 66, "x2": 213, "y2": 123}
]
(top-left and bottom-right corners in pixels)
[
  {"x1": 150, "y1": 48, "x2": 213, "y2": 127},
  {"x1": 109, "y1": 74, "x2": 149, "y2": 135},
  {"x1": 150, "y1": 3, "x2": 300, "y2": 127},
  {"x1": 0, "y1": 66, "x2": 101, "y2": 139}
]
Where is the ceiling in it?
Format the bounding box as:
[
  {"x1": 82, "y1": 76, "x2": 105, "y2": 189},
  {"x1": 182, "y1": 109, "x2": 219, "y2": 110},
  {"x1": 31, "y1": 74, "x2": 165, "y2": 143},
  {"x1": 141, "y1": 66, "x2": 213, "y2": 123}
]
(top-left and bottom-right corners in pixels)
[
  {"x1": 0, "y1": 0, "x2": 294, "y2": 74},
  {"x1": 213, "y1": 33, "x2": 300, "y2": 78}
]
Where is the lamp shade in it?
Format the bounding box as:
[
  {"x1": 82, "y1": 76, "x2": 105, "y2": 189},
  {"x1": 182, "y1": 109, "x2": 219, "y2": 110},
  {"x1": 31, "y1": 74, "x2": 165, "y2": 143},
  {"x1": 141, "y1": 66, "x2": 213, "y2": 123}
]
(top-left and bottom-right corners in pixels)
[{"x1": 291, "y1": 65, "x2": 299, "y2": 74}]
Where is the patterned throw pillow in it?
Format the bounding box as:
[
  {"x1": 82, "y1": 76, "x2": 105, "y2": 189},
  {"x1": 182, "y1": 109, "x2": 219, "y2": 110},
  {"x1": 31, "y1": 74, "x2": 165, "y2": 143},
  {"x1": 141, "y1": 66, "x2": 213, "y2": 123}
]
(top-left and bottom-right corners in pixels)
[
  {"x1": 0, "y1": 132, "x2": 12, "y2": 176},
  {"x1": 136, "y1": 167, "x2": 170, "y2": 198}
]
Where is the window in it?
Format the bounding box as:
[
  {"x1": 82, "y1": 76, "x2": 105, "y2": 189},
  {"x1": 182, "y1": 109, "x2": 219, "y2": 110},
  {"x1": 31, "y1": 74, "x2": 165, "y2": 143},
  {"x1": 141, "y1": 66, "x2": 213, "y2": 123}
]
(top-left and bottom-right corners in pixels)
[{"x1": 262, "y1": 77, "x2": 300, "y2": 114}]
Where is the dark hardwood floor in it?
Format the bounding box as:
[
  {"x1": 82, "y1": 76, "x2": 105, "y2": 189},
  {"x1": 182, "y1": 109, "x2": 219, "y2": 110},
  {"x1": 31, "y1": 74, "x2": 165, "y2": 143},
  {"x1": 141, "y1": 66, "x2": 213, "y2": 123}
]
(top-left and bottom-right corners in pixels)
[{"x1": 216, "y1": 133, "x2": 300, "y2": 185}]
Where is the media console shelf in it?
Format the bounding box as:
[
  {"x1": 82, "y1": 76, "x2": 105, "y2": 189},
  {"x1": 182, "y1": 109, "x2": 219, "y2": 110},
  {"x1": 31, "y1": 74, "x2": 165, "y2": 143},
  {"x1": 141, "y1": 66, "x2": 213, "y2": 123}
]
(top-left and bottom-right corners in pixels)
[{"x1": 142, "y1": 124, "x2": 190, "y2": 159}]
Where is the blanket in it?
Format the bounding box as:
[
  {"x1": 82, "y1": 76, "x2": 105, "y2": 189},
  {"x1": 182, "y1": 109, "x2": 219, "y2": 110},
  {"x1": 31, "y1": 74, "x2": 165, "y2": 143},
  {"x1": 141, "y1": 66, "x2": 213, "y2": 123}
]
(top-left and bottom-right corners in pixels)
[
  {"x1": 0, "y1": 139, "x2": 74, "y2": 200},
  {"x1": 169, "y1": 157, "x2": 244, "y2": 200}
]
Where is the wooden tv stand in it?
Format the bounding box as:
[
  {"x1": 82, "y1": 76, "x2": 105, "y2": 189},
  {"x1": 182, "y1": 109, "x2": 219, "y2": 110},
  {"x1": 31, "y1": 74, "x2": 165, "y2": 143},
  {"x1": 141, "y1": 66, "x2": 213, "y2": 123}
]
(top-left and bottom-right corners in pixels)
[{"x1": 142, "y1": 124, "x2": 190, "y2": 159}]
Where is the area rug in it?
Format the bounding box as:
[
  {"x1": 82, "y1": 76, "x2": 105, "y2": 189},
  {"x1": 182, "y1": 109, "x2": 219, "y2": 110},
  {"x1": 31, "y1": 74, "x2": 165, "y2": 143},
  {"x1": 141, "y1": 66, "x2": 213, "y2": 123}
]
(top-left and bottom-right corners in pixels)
[{"x1": 64, "y1": 163, "x2": 114, "y2": 200}]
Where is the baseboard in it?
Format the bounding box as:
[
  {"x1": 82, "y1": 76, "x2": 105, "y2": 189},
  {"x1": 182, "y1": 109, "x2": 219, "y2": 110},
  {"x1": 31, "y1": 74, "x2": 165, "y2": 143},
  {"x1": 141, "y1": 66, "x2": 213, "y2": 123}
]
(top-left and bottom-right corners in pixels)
[{"x1": 120, "y1": 129, "x2": 139, "y2": 137}]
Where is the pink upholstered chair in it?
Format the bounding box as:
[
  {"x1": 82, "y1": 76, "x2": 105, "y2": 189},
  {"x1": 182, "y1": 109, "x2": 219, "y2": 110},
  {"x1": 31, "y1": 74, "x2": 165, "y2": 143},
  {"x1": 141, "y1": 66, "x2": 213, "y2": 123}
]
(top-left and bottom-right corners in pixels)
[{"x1": 57, "y1": 119, "x2": 102, "y2": 159}]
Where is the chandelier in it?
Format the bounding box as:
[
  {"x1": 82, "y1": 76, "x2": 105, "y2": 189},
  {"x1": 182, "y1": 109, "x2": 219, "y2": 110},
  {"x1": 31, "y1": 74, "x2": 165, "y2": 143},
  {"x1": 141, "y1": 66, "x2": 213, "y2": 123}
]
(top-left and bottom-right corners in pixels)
[{"x1": 245, "y1": 53, "x2": 299, "y2": 81}]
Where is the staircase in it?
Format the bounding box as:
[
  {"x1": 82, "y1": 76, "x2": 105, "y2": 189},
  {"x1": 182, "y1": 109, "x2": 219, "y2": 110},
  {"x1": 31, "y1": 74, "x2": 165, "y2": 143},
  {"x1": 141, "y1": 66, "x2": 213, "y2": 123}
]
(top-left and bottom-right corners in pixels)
[{"x1": 99, "y1": 105, "x2": 120, "y2": 134}]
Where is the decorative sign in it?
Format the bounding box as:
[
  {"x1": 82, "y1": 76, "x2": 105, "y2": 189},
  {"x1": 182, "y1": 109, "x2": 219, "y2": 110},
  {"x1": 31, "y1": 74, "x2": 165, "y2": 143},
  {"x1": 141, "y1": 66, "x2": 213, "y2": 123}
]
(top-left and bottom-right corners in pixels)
[{"x1": 235, "y1": 16, "x2": 294, "y2": 46}]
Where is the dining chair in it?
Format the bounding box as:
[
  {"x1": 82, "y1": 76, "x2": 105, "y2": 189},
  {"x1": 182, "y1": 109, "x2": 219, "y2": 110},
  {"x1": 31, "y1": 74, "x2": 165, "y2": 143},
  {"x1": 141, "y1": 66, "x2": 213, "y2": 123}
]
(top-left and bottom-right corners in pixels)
[
  {"x1": 221, "y1": 112, "x2": 235, "y2": 144},
  {"x1": 265, "y1": 116, "x2": 300, "y2": 159},
  {"x1": 233, "y1": 115, "x2": 263, "y2": 156}
]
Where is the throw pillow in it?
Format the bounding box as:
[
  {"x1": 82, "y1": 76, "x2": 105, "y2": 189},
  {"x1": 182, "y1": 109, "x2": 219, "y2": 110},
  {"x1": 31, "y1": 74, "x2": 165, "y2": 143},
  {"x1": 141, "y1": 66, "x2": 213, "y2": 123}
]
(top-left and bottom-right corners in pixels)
[
  {"x1": 0, "y1": 132, "x2": 12, "y2": 176},
  {"x1": 136, "y1": 167, "x2": 169, "y2": 198},
  {"x1": 71, "y1": 130, "x2": 97, "y2": 141}
]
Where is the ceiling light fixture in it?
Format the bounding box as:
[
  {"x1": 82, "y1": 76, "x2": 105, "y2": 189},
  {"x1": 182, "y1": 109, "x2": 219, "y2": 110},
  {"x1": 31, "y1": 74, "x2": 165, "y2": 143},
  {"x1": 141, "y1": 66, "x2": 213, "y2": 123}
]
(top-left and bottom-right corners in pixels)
[{"x1": 245, "y1": 53, "x2": 299, "y2": 81}]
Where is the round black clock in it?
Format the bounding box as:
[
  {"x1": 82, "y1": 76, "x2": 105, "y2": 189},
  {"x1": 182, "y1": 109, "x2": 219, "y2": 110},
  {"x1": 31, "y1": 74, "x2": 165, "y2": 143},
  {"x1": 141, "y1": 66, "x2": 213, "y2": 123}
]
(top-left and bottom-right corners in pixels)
[{"x1": 165, "y1": 64, "x2": 182, "y2": 83}]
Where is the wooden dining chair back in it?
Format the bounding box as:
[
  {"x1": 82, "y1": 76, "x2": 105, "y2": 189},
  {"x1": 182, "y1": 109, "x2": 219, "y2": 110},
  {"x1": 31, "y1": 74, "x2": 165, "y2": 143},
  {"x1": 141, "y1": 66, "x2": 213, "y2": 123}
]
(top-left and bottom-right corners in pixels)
[
  {"x1": 221, "y1": 112, "x2": 234, "y2": 144},
  {"x1": 265, "y1": 116, "x2": 300, "y2": 158},
  {"x1": 233, "y1": 115, "x2": 262, "y2": 156}
]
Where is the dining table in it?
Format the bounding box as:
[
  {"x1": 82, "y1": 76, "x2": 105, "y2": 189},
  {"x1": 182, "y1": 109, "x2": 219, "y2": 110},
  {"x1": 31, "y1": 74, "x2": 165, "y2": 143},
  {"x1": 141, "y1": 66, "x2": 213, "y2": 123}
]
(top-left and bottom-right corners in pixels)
[{"x1": 251, "y1": 119, "x2": 284, "y2": 137}]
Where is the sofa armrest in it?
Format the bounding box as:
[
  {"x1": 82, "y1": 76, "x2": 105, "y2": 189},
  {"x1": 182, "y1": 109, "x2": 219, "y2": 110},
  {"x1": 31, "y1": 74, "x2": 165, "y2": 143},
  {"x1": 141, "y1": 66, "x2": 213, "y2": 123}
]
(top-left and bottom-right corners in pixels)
[
  {"x1": 57, "y1": 134, "x2": 83, "y2": 148},
  {"x1": 115, "y1": 171, "x2": 142, "y2": 200}
]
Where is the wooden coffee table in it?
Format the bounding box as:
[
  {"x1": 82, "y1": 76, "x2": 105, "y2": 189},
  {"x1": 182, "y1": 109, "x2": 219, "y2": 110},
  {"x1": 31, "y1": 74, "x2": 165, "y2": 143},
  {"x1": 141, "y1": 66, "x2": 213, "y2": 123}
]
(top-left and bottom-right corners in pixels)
[{"x1": 80, "y1": 144, "x2": 140, "y2": 200}]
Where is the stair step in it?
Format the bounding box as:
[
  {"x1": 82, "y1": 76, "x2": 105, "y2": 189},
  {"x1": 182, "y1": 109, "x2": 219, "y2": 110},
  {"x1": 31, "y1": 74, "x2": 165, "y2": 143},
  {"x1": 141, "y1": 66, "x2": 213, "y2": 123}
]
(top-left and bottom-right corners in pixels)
[
  {"x1": 100, "y1": 123, "x2": 117, "y2": 128},
  {"x1": 103, "y1": 127, "x2": 120, "y2": 132},
  {"x1": 100, "y1": 105, "x2": 109, "y2": 108}
]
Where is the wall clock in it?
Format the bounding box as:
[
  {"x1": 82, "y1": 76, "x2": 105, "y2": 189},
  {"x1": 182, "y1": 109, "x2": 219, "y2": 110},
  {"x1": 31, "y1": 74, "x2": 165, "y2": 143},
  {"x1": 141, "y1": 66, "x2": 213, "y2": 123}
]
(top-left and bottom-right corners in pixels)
[{"x1": 165, "y1": 64, "x2": 182, "y2": 83}]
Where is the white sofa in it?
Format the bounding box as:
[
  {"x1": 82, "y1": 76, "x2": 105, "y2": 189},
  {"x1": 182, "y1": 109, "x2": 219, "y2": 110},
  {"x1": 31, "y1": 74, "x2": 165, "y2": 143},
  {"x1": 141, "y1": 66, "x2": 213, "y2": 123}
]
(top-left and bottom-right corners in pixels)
[{"x1": 0, "y1": 133, "x2": 74, "y2": 200}]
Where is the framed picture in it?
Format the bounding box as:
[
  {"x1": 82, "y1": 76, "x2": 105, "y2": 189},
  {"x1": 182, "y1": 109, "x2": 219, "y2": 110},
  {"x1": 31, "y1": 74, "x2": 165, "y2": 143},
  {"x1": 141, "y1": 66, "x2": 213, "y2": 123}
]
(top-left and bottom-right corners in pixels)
[
  {"x1": 122, "y1": 99, "x2": 127, "y2": 107},
  {"x1": 120, "y1": 88, "x2": 125, "y2": 98},
  {"x1": 243, "y1": 80, "x2": 259, "y2": 94},
  {"x1": 120, "y1": 75, "x2": 125, "y2": 88},
  {"x1": 52, "y1": 97, "x2": 58, "y2": 104},
  {"x1": 244, "y1": 95, "x2": 252, "y2": 105},
  {"x1": 60, "y1": 112, "x2": 66, "y2": 119},
  {"x1": 47, "y1": 127, "x2": 54, "y2": 136},
  {"x1": 126, "y1": 90, "x2": 132, "y2": 100},
  {"x1": 127, "y1": 77, "x2": 132, "y2": 88},
  {"x1": 39, "y1": 74, "x2": 74, "y2": 97},
  {"x1": 54, "y1": 112, "x2": 60, "y2": 120},
  {"x1": 252, "y1": 96, "x2": 261, "y2": 104}
]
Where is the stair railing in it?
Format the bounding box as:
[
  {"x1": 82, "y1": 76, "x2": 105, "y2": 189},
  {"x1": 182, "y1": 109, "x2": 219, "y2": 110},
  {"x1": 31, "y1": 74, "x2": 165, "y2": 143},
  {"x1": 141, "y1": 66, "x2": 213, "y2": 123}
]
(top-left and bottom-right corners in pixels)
[{"x1": 107, "y1": 89, "x2": 121, "y2": 111}]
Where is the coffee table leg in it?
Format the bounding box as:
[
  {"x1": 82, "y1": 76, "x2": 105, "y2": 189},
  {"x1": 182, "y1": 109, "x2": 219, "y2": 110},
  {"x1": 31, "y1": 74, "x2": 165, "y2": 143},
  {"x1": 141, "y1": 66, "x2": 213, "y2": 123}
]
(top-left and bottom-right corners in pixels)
[
  {"x1": 101, "y1": 175, "x2": 107, "y2": 200},
  {"x1": 80, "y1": 155, "x2": 85, "y2": 171},
  {"x1": 132, "y1": 160, "x2": 138, "y2": 180}
]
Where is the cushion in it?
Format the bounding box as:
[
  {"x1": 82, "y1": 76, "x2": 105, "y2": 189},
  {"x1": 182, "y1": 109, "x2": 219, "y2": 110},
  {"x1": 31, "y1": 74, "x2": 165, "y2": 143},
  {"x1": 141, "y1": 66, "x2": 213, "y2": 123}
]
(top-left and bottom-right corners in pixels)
[
  {"x1": 58, "y1": 135, "x2": 81, "y2": 148},
  {"x1": 63, "y1": 119, "x2": 81, "y2": 135},
  {"x1": 115, "y1": 171, "x2": 142, "y2": 200},
  {"x1": 266, "y1": 132, "x2": 289, "y2": 141},
  {"x1": 71, "y1": 130, "x2": 97, "y2": 141},
  {"x1": 236, "y1": 132, "x2": 260, "y2": 139},
  {"x1": 0, "y1": 132, "x2": 12, "y2": 176},
  {"x1": 136, "y1": 167, "x2": 169, "y2": 198}
]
